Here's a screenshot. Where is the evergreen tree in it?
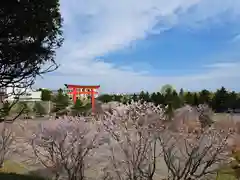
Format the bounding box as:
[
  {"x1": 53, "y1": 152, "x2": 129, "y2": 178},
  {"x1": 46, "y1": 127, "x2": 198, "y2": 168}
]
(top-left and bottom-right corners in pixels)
[
  {"x1": 227, "y1": 91, "x2": 238, "y2": 110},
  {"x1": 212, "y1": 87, "x2": 228, "y2": 113},
  {"x1": 199, "y1": 89, "x2": 211, "y2": 105},
  {"x1": 163, "y1": 89, "x2": 176, "y2": 120},
  {"x1": 72, "y1": 99, "x2": 84, "y2": 115},
  {"x1": 139, "y1": 91, "x2": 146, "y2": 103},
  {"x1": 113, "y1": 95, "x2": 122, "y2": 102},
  {"x1": 41, "y1": 89, "x2": 52, "y2": 101},
  {"x1": 179, "y1": 88, "x2": 185, "y2": 106},
  {"x1": 0, "y1": 0, "x2": 63, "y2": 89},
  {"x1": 52, "y1": 89, "x2": 69, "y2": 112},
  {"x1": 162, "y1": 89, "x2": 180, "y2": 109},
  {"x1": 0, "y1": 101, "x2": 10, "y2": 118},
  {"x1": 72, "y1": 99, "x2": 92, "y2": 116},
  {"x1": 160, "y1": 84, "x2": 174, "y2": 95},
  {"x1": 172, "y1": 90, "x2": 181, "y2": 109},
  {"x1": 193, "y1": 93, "x2": 199, "y2": 106},
  {"x1": 155, "y1": 92, "x2": 165, "y2": 105},
  {"x1": 97, "y1": 94, "x2": 113, "y2": 103},
  {"x1": 33, "y1": 102, "x2": 46, "y2": 117},
  {"x1": 143, "y1": 92, "x2": 151, "y2": 102},
  {"x1": 184, "y1": 92, "x2": 194, "y2": 105},
  {"x1": 236, "y1": 95, "x2": 240, "y2": 110},
  {"x1": 150, "y1": 92, "x2": 158, "y2": 105},
  {"x1": 132, "y1": 93, "x2": 138, "y2": 102}
]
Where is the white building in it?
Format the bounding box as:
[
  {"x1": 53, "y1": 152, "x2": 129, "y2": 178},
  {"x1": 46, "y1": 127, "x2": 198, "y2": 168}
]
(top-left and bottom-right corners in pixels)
[
  {"x1": 5, "y1": 87, "x2": 41, "y2": 102},
  {"x1": 18, "y1": 91, "x2": 41, "y2": 101}
]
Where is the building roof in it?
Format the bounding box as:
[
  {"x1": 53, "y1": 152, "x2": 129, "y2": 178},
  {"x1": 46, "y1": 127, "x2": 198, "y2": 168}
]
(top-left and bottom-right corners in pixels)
[{"x1": 64, "y1": 84, "x2": 100, "y2": 88}]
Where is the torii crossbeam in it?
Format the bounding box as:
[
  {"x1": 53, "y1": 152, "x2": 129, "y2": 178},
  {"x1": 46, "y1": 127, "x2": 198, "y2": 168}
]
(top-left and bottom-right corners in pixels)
[{"x1": 64, "y1": 84, "x2": 100, "y2": 113}]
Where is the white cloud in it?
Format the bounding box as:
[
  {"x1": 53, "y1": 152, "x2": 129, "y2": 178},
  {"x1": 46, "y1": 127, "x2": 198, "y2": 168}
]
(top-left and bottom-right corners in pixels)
[
  {"x1": 204, "y1": 62, "x2": 237, "y2": 69},
  {"x1": 36, "y1": 61, "x2": 240, "y2": 93},
  {"x1": 36, "y1": 0, "x2": 240, "y2": 92},
  {"x1": 231, "y1": 34, "x2": 240, "y2": 43}
]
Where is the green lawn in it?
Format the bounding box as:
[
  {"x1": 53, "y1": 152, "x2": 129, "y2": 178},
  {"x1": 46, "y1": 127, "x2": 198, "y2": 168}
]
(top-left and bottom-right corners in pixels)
[
  {"x1": 216, "y1": 150, "x2": 240, "y2": 180},
  {"x1": 0, "y1": 160, "x2": 29, "y2": 174},
  {"x1": 0, "y1": 160, "x2": 47, "y2": 179},
  {"x1": 216, "y1": 167, "x2": 237, "y2": 180}
]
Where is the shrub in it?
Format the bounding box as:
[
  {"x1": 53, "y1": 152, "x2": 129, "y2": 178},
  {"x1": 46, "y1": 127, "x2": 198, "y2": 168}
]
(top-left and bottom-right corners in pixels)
[
  {"x1": 52, "y1": 89, "x2": 69, "y2": 113},
  {"x1": 0, "y1": 101, "x2": 10, "y2": 119},
  {"x1": 71, "y1": 99, "x2": 90, "y2": 116},
  {"x1": 33, "y1": 102, "x2": 46, "y2": 117}
]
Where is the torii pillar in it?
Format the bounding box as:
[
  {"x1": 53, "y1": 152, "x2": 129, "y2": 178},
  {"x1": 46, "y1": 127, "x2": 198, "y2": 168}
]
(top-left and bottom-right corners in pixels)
[{"x1": 64, "y1": 84, "x2": 100, "y2": 113}]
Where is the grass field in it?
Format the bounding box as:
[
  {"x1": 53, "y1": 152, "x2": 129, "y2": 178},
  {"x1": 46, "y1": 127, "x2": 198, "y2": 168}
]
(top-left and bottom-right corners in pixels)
[
  {"x1": 0, "y1": 160, "x2": 29, "y2": 174},
  {"x1": 213, "y1": 113, "x2": 240, "y2": 122}
]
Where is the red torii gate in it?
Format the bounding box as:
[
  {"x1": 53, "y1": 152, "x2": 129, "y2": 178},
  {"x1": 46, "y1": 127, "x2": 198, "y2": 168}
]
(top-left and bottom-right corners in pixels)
[{"x1": 64, "y1": 84, "x2": 100, "y2": 113}]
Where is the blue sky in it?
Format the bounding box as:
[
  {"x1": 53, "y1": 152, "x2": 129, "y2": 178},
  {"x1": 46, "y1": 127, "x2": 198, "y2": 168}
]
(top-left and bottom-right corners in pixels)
[{"x1": 36, "y1": 0, "x2": 240, "y2": 93}]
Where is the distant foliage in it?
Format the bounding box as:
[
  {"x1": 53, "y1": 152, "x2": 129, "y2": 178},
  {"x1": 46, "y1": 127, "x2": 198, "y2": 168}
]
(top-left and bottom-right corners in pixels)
[
  {"x1": 160, "y1": 84, "x2": 174, "y2": 95},
  {"x1": 97, "y1": 85, "x2": 240, "y2": 113},
  {"x1": 0, "y1": 101, "x2": 10, "y2": 119},
  {"x1": 52, "y1": 89, "x2": 69, "y2": 112},
  {"x1": 98, "y1": 94, "x2": 114, "y2": 103},
  {"x1": 33, "y1": 102, "x2": 46, "y2": 117},
  {"x1": 40, "y1": 89, "x2": 52, "y2": 101},
  {"x1": 71, "y1": 99, "x2": 85, "y2": 116}
]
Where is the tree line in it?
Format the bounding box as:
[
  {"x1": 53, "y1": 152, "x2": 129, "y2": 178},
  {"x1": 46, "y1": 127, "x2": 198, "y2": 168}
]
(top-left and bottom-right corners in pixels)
[
  {"x1": 40, "y1": 88, "x2": 91, "y2": 116},
  {"x1": 39, "y1": 86, "x2": 240, "y2": 113},
  {"x1": 98, "y1": 86, "x2": 240, "y2": 113}
]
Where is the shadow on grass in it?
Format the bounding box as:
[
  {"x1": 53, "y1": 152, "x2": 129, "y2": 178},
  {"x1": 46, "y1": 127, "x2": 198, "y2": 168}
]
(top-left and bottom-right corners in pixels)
[
  {"x1": 0, "y1": 172, "x2": 47, "y2": 180},
  {"x1": 28, "y1": 168, "x2": 54, "y2": 179}
]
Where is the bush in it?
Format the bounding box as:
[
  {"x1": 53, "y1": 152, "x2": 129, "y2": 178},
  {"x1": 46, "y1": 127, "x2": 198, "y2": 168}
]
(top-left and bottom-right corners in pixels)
[
  {"x1": 0, "y1": 101, "x2": 10, "y2": 118},
  {"x1": 0, "y1": 172, "x2": 46, "y2": 180},
  {"x1": 33, "y1": 102, "x2": 46, "y2": 117},
  {"x1": 71, "y1": 99, "x2": 84, "y2": 116}
]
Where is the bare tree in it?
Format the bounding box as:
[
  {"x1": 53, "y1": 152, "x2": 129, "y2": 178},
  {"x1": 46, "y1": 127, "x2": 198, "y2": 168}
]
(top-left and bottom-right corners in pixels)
[
  {"x1": 196, "y1": 104, "x2": 214, "y2": 128},
  {"x1": 31, "y1": 117, "x2": 105, "y2": 180},
  {"x1": 28, "y1": 101, "x2": 233, "y2": 180},
  {"x1": 158, "y1": 127, "x2": 232, "y2": 180},
  {"x1": 0, "y1": 122, "x2": 13, "y2": 167},
  {"x1": 99, "y1": 101, "x2": 164, "y2": 180}
]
